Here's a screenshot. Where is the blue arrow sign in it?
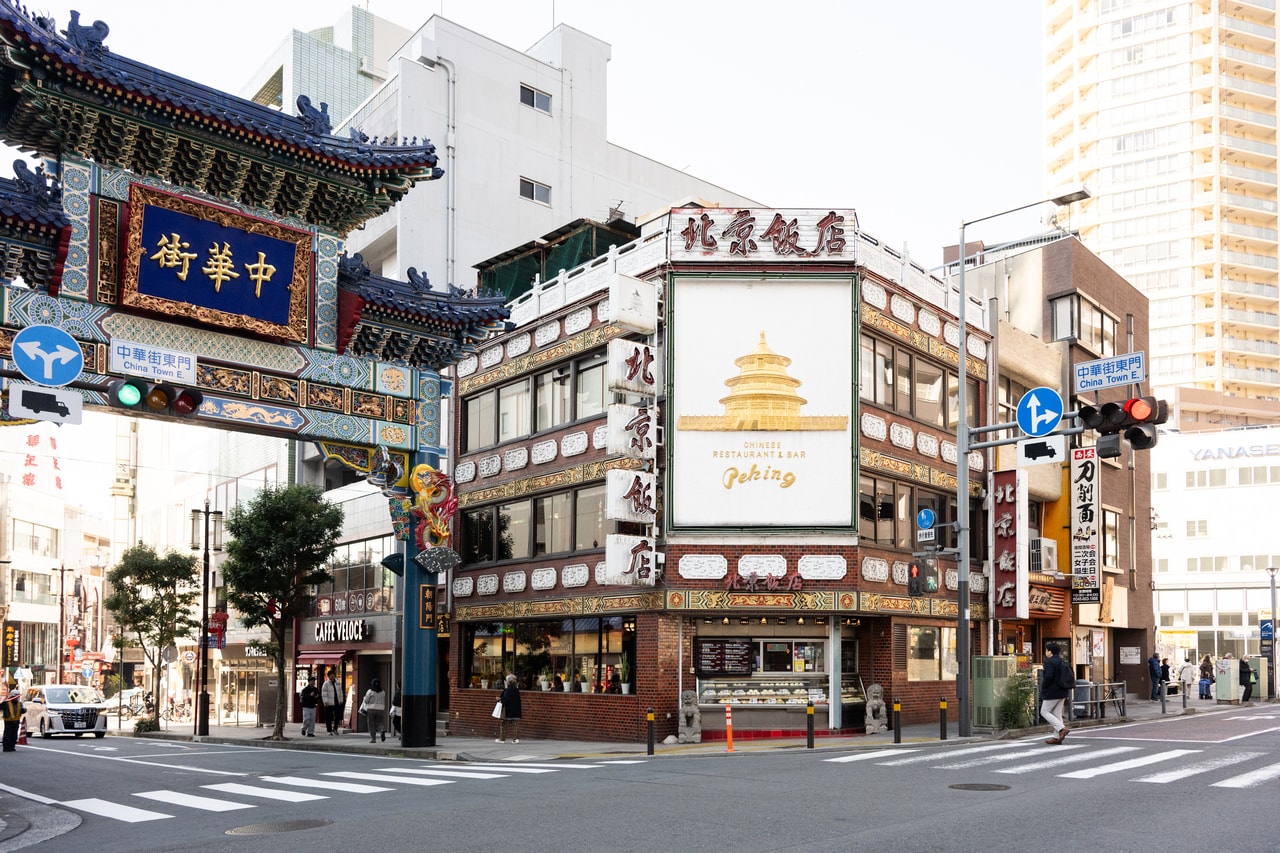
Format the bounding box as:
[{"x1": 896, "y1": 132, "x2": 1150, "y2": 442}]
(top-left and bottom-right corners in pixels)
[
  {"x1": 916, "y1": 508, "x2": 936, "y2": 530},
  {"x1": 11, "y1": 325, "x2": 84, "y2": 387},
  {"x1": 1016, "y1": 386, "x2": 1063, "y2": 438}
]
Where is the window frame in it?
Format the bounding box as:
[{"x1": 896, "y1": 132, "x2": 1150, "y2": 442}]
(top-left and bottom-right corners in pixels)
[
  {"x1": 519, "y1": 177, "x2": 551, "y2": 206},
  {"x1": 519, "y1": 84, "x2": 552, "y2": 114}
]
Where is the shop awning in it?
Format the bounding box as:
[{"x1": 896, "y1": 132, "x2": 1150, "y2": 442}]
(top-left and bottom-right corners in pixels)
[{"x1": 297, "y1": 652, "x2": 348, "y2": 666}]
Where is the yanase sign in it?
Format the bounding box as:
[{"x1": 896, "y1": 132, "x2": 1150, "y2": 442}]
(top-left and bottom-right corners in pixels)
[{"x1": 123, "y1": 184, "x2": 312, "y2": 342}]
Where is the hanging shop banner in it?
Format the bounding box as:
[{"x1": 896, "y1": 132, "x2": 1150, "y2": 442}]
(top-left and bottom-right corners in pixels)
[
  {"x1": 601, "y1": 534, "x2": 658, "y2": 586},
  {"x1": 988, "y1": 469, "x2": 1028, "y2": 620},
  {"x1": 607, "y1": 403, "x2": 657, "y2": 460},
  {"x1": 123, "y1": 184, "x2": 313, "y2": 342},
  {"x1": 606, "y1": 469, "x2": 657, "y2": 523},
  {"x1": 605, "y1": 274, "x2": 659, "y2": 335},
  {"x1": 607, "y1": 338, "x2": 663, "y2": 396},
  {"x1": 1070, "y1": 447, "x2": 1101, "y2": 604}
]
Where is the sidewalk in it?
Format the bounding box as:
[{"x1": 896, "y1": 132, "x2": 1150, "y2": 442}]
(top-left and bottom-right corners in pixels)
[{"x1": 118, "y1": 693, "x2": 1249, "y2": 761}]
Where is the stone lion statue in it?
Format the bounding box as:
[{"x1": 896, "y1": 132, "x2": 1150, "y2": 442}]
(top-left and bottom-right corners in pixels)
[
  {"x1": 865, "y1": 682, "x2": 888, "y2": 734},
  {"x1": 677, "y1": 689, "x2": 702, "y2": 743}
]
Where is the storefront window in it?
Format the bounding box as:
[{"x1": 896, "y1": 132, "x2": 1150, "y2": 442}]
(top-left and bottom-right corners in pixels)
[
  {"x1": 906, "y1": 625, "x2": 958, "y2": 681},
  {"x1": 463, "y1": 617, "x2": 635, "y2": 692}
]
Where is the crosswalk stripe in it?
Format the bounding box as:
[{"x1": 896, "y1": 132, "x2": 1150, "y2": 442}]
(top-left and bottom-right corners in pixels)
[
  {"x1": 322, "y1": 771, "x2": 453, "y2": 787},
  {"x1": 1211, "y1": 763, "x2": 1280, "y2": 789},
  {"x1": 374, "y1": 768, "x2": 508, "y2": 780},
  {"x1": 994, "y1": 746, "x2": 1140, "y2": 774},
  {"x1": 446, "y1": 763, "x2": 561, "y2": 773},
  {"x1": 877, "y1": 743, "x2": 1031, "y2": 767},
  {"x1": 599, "y1": 760, "x2": 648, "y2": 764},
  {"x1": 61, "y1": 798, "x2": 171, "y2": 823},
  {"x1": 1058, "y1": 749, "x2": 1200, "y2": 779},
  {"x1": 459, "y1": 762, "x2": 600, "y2": 770},
  {"x1": 936, "y1": 745, "x2": 1070, "y2": 770},
  {"x1": 203, "y1": 783, "x2": 326, "y2": 802},
  {"x1": 260, "y1": 775, "x2": 391, "y2": 793},
  {"x1": 134, "y1": 790, "x2": 254, "y2": 812},
  {"x1": 824, "y1": 749, "x2": 918, "y2": 764},
  {"x1": 1135, "y1": 752, "x2": 1267, "y2": 784}
]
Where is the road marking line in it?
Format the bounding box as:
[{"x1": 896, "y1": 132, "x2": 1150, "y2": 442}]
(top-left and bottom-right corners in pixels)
[
  {"x1": 322, "y1": 772, "x2": 453, "y2": 787},
  {"x1": 994, "y1": 746, "x2": 1140, "y2": 774},
  {"x1": 15, "y1": 744, "x2": 245, "y2": 775},
  {"x1": 134, "y1": 790, "x2": 254, "y2": 812},
  {"x1": 598, "y1": 759, "x2": 648, "y2": 764},
  {"x1": 447, "y1": 763, "x2": 560, "y2": 773},
  {"x1": 936, "y1": 745, "x2": 1070, "y2": 769},
  {"x1": 1135, "y1": 752, "x2": 1266, "y2": 784},
  {"x1": 202, "y1": 783, "x2": 326, "y2": 802},
  {"x1": 824, "y1": 749, "x2": 917, "y2": 763},
  {"x1": 260, "y1": 775, "x2": 391, "y2": 793},
  {"x1": 61, "y1": 798, "x2": 170, "y2": 822},
  {"x1": 463, "y1": 761, "x2": 600, "y2": 769},
  {"x1": 1212, "y1": 763, "x2": 1280, "y2": 788},
  {"x1": 1058, "y1": 749, "x2": 1200, "y2": 779},
  {"x1": 877, "y1": 743, "x2": 1031, "y2": 766},
  {"x1": 0, "y1": 782, "x2": 58, "y2": 805},
  {"x1": 375, "y1": 768, "x2": 508, "y2": 780}
]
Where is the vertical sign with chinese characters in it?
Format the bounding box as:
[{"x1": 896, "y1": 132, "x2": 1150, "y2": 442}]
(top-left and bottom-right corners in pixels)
[
  {"x1": 603, "y1": 534, "x2": 658, "y2": 586},
  {"x1": 606, "y1": 403, "x2": 657, "y2": 460},
  {"x1": 606, "y1": 469, "x2": 657, "y2": 524},
  {"x1": 1070, "y1": 447, "x2": 1101, "y2": 604},
  {"x1": 607, "y1": 338, "x2": 663, "y2": 395},
  {"x1": 988, "y1": 469, "x2": 1028, "y2": 620}
]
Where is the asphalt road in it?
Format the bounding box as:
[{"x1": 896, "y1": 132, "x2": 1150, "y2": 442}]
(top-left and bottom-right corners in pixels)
[{"x1": 2, "y1": 706, "x2": 1277, "y2": 852}]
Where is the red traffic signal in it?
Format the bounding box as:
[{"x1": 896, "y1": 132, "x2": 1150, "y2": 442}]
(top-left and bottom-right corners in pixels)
[
  {"x1": 908, "y1": 562, "x2": 924, "y2": 596},
  {"x1": 1082, "y1": 396, "x2": 1168, "y2": 457}
]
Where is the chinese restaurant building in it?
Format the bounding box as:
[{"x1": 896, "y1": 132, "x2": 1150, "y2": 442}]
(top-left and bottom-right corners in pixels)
[{"x1": 446, "y1": 208, "x2": 995, "y2": 742}]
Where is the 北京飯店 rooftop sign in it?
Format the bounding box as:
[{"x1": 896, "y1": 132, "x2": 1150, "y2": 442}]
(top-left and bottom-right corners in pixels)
[{"x1": 669, "y1": 209, "x2": 858, "y2": 263}]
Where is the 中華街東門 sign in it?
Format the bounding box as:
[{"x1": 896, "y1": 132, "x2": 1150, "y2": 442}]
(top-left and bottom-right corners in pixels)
[{"x1": 121, "y1": 184, "x2": 312, "y2": 342}]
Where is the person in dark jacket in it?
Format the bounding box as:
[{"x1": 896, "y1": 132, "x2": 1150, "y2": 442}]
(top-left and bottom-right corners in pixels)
[
  {"x1": 495, "y1": 673, "x2": 523, "y2": 744},
  {"x1": 1240, "y1": 656, "x2": 1254, "y2": 703},
  {"x1": 299, "y1": 677, "x2": 320, "y2": 737},
  {"x1": 1148, "y1": 652, "x2": 1162, "y2": 700},
  {"x1": 1040, "y1": 642, "x2": 1071, "y2": 745}
]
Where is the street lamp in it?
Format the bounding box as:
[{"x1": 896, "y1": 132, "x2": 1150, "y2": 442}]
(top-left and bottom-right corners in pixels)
[
  {"x1": 954, "y1": 186, "x2": 1090, "y2": 737},
  {"x1": 1268, "y1": 566, "x2": 1278, "y2": 700},
  {"x1": 190, "y1": 499, "x2": 224, "y2": 736}
]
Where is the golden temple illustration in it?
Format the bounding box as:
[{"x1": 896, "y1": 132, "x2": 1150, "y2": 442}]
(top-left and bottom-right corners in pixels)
[{"x1": 677, "y1": 332, "x2": 848, "y2": 431}]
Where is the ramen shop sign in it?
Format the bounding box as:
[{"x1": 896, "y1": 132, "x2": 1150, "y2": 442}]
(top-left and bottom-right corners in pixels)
[{"x1": 313, "y1": 619, "x2": 370, "y2": 643}]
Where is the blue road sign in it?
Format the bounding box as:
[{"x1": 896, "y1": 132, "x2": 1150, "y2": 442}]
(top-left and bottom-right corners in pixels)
[
  {"x1": 1263, "y1": 619, "x2": 1273, "y2": 642},
  {"x1": 1016, "y1": 386, "x2": 1063, "y2": 438},
  {"x1": 11, "y1": 324, "x2": 84, "y2": 387},
  {"x1": 916, "y1": 508, "x2": 936, "y2": 530}
]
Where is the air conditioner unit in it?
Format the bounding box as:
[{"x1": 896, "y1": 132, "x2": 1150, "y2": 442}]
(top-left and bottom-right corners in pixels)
[{"x1": 1030, "y1": 538, "x2": 1058, "y2": 575}]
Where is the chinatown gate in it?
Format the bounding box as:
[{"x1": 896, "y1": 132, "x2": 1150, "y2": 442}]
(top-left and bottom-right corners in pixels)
[{"x1": 0, "y1": 5, "x2": 507, "y2": 745}]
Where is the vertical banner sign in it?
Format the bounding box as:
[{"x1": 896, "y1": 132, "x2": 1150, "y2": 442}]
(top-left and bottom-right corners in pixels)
[
  {"x1": 1070, "y1": 447, "x2": 1101, "y2": 604},
  {"x1": 418, "y1": 585, "x2": 436, "y2": 630},
  {"x1": 988, "y1": 469, "x2": 1028, "y2": 620}
]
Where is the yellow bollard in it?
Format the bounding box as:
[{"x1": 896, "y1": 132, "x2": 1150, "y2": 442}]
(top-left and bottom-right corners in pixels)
[{"x1": 725, "y1": 704, "x2": 734, "y2": 752}]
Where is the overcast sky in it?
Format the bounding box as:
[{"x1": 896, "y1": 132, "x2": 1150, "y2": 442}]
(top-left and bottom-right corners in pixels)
[{"x1": 19, "y1": 0, "x2": 1050, "y2": 268}]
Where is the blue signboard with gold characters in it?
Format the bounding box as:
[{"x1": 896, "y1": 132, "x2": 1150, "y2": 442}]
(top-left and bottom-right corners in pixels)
[{"x1": 122, "y1": 184, "x2": 312, "y2": 342}]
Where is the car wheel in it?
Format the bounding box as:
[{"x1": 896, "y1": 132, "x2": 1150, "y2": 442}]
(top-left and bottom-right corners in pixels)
[
  {"x1": 40, "y1": 720, "x2": 52, "y2": 739},
  {"x1": 94, "y1": 731, "x2": 105, "y2": 739}
]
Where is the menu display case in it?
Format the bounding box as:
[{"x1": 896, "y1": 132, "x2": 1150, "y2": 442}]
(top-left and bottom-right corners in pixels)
[{"x1": 698, "y1": 677, "x2": 829, "y2": 707}]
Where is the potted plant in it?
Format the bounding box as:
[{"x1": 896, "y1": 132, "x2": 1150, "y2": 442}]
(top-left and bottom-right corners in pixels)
[
  {"x1": 579, "y1": 671, "x2": 590, "y2": 692},
  {"x1": 539, "y1": 667, "x2": 552, "y2": 691},
  {"x1": 618, "y1": 654, "x2": 632, "y2": 694}
]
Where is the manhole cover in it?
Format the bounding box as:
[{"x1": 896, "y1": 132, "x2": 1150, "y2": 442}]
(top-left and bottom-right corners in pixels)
[
  {"x1": 949, "y1": 783, "x2": 1011, "y2": 791},
  {"x1": 227, "y1": 818, "x2": 333, "y2": 836}
]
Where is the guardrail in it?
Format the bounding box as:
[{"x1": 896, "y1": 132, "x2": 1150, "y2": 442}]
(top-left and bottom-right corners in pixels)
[{"x1": 1069, "y1": 681, "x2": 1127, "y2": 720}]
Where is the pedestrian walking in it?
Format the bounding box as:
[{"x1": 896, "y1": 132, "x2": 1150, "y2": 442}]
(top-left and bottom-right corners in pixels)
[
  {"x1": 1040, "y1": 643, "x2": 1072, "y2": 745},
  {"x1": 321, "y1": 670, "x2": 342, "y2": 735},
  {"x1": 1148, "y1": 651, "x2": 1162, "y2": 700},
  {"x1": 2, "y1": 681, "x2": 22, "y2": 752},
  {"x1": 299, "y1": 676, "x2": 320, "y2": 737},
  {"x1": 389, "y1": 683, "x2": 402, "y2": 736},
  {"x1": 1159, "y1": 657, "x2": 1171, "y2": 694},
  {"x1": 1240, "y1": 656, "x2": 1254, "y2": 703},
  {"x1": 362, "y1": 678, "x2": 388, "y2": 742},
  {"x1": 1177, "y1": 657, "x2": 1197, "y2": 699},
  {"x1": 495, "y1": 673, "x2": 522, "y2": 744}
]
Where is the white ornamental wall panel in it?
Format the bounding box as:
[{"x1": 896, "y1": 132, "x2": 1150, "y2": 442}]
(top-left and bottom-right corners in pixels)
[
  {"x1": 506, "y1": 333, "x2": 531, "y2": 358},
  {"x1": 604, "y1": 273, "x2": 659, "y2": 334},
  {"x1": 797, "y1": 555, "x2": 846, "y2": 580},
  {"x1": 480, "y1": 345, "x2": 503, "y2": 369},
  {"x1": 606, "y1": 403, "x2": 657, "y2": 459},
  {"x1": 593, "y1": 424, "x2": 609, "y2": 449},
  {"x1": 456, "y1": 355, "x2": 478, "y2": 377},
  {"x1": 452, "y1": 576, "x2": 474, "y2": 597},
  {"x1": 562, "y1": 431, "x2": 589, "y2": 457},
  {"x1": 861, "y1": 278, "x2": 887, "y2": 309},
  {"x1": 679, "y1": 555, "x2": 728, "y2": 580},
  {"x1": 607, "y1": 469, "x2": 657, "y2": 523},
  {"x1": 561, "y1": 563, "x2": 590, "y2": 588},
  {"x1": 861, "y1": 557, "x2": 889, "y2": 583},
  {"x1": 532, "y1": 439, "x2": 558, "y2": 464},
  {"x1": 608, "y1": 338, "x2": 664, "y2": 396},
  {"x1": 890, "y1": 294, "x2": 916, "y2": 324},
  {"x1": 535, "y1": 321, "x2": 560, "y2": 348},
  {"x1": 737, "y1": 555, "x2": 786, "y2": 577},
  {"x1": 477, "y1": 574, "x2": 499, "y2": 595},
  {"x1": 502, "y1": 572, "x2": 527, "y2": 593},
  {"x1": 890, "y1": 422, "x2": 914, "y2": 450},
  {"x1": 478, "y1": 455, "x2": 501, "y2": 477},
  {"x1": 891, "y1": 560, "x2": 910, "y2": 586},
  {"x1": 564, "y1": 306, "x2": 593, "y2": 335},
  {"x1": 603, "y1": 534, "x2": 657, "y2": 585},
  {"x1": 504, "y1": 447, "x2": 528, "y2": 472},
  {"x1": 531, "y1": 567, "x2": 557, "y2": 591},
  {"x1": 454, "y1": 460, "x2": 476, "y2": 483},
  {"x1": 916, "y1": 433, "x2": 939, "y2": 458},
  {"x1": 918, "y1": 310, "x2": 941, "y2": 337},
  {"x1": 860, "y1": 412, "x2": 887, "y2": 441}
]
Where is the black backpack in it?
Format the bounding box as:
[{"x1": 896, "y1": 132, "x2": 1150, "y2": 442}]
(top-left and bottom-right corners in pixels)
[{"x1": 1056, "y1": 658, "x2": 1075, "y2": 691}]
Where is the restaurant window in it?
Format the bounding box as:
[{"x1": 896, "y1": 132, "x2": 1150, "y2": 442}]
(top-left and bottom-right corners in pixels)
[
  {"x1": 906, "y1": 625, "x2": 958, "y2": 681},
  {"x1": 463, "y1": 616, "x2": 635, "y2": 692},
  {"x1": 461, "y1": 484, "x2": 614, "y2": 565}
]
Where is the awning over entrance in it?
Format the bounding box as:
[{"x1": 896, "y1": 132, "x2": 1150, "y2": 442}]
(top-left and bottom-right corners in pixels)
[{"x1": 297, "y1": 652, "x2": 348, "y2": 667}]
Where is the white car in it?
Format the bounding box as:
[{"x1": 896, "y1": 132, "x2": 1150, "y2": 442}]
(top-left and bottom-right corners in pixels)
[{"x1": 23, "y1": 685, "x2": 109, "y2": 738}]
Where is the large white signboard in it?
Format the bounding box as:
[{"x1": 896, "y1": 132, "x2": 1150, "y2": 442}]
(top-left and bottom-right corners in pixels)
[{"x1": 670, "y1": 276, "x2": 852, "y2": 527}]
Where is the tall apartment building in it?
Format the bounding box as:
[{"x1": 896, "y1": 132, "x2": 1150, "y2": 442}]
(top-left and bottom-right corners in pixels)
[{"x1": 1044, "y1": 0, "x2": 1280, "y2": 426}]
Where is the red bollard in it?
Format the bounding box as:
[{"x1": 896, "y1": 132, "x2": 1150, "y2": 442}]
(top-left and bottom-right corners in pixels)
[{"x1": 725, "y1": 704, "x2": 734, "y2": 752}]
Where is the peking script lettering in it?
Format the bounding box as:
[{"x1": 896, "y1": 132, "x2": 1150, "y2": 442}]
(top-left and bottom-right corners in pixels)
[{"x1": 722, "y1": 463, "x2": 796, "y2": 490}]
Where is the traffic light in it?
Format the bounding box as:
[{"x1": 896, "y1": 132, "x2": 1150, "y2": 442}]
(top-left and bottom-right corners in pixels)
[
  {"x1": 107, "y1": 378, "x2": 203, "y2": 416},
  {"x1": 1078, "y1": 396, "x2": 1168, "y2": 458},
  {"x1": 924, "y1": 558, "x2": 939, "y2": 593},
  {"x1": 908, "y1": 562, "x2": 924, "y2": 596}
]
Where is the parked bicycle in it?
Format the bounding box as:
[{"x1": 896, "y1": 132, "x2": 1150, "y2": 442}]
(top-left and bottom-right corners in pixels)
[
  {"x1": 160, "y1": 697, "x2": 193, "y2": 722},
  {"x1": 119, "y1": 690, "x2": 154, "y2": 720}
]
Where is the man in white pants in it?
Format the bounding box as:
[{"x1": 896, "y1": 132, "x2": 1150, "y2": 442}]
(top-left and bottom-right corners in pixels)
[{"x1": 1040, "y1": 642, "x2": 1071, "y2": 745}]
